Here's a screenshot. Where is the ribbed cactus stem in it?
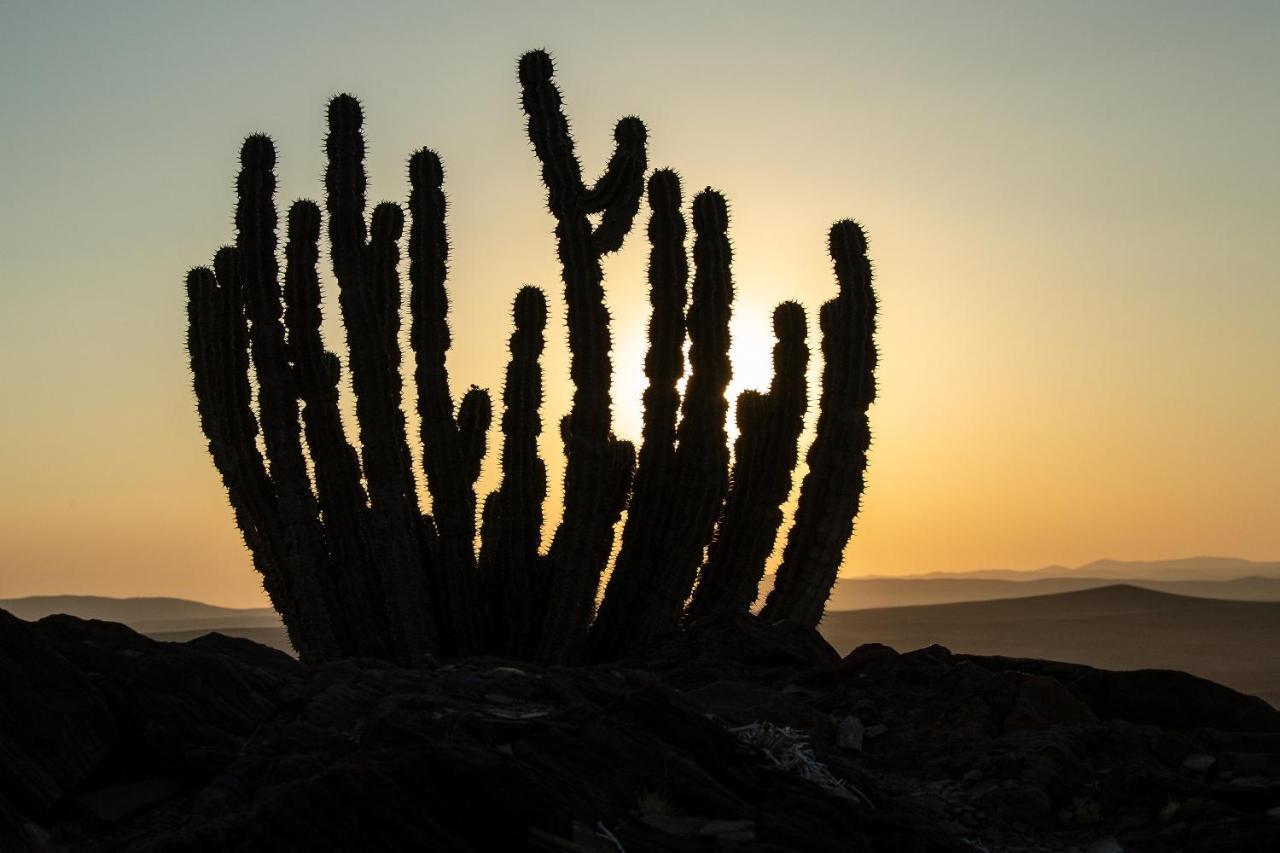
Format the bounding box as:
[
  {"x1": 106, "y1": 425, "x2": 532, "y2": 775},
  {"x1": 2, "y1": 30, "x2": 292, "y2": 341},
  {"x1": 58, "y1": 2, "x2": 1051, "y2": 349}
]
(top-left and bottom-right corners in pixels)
[
  {"x1": 407, "y1": 149, "x2": 486, "y2": 655},
  {"x1": 519, "y1": 49, "x2": 648, "y2": 663},
  {"x1": 591, "y1": 188, "x2": 733, "y2": 659},
  {"x1": 281, "y1": 199, "x2": 389, "y2": 658},
  {"x1": 235, "y1": 137, "x2": 338, "y2": 661},
  {"x1": 326, "y1": 97, "x2": 437, "y2": 660},
  {"x1": 688, "y1": 302, "x2": 809, "y2": 621},
  {"x1": 761, "y1": 221, "x2": 877, "y2": 627},
  {"x1": 187, "y1": 259, "x2": 313, "y2": 658},
  {"x1": 587, "y1": 170, "x2": 688, "y2": 660},
  {"x1": 481, "y1": 286, "x2": 548, "y2": 656}
]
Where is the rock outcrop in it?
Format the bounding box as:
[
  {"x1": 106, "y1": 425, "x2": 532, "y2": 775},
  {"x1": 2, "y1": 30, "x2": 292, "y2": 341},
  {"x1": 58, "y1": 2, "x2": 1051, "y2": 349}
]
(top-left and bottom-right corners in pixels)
[{"x1": 2, "y1": 607, "x2": 1279, "y2": 851}]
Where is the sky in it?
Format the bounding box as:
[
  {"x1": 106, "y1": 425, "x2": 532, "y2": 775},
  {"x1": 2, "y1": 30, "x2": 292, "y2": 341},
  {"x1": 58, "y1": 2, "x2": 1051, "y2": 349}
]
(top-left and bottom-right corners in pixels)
[{"x1": 1, "y1": 1, "x2": 1277, "y2": 607}]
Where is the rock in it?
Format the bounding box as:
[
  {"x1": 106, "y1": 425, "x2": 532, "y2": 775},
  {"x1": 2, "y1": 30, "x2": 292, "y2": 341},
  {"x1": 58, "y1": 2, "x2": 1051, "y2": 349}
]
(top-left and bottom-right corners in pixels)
[
  {"x1": 4, "y1": 604, "x2": 1280, "y2": 852},
  {"x1": 960, "y1": 654, "x2": 1280, "y2": 733},
  {"x1": 836, "y1": 716, "x2": 866, "y2": 751},
  {"x1": 1002, "y1": 674, "x2": 1097, "y2": 732},
  {"x1": 0, "y1": 608, "x2": 117, "y2": 819}
]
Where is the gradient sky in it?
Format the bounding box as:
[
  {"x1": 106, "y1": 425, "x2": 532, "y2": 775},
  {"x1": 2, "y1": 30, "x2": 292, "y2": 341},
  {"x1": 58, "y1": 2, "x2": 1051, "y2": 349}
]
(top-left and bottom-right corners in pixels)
[{"x1": 2, "y1": 1, "x2": 1277, "y2": 607}]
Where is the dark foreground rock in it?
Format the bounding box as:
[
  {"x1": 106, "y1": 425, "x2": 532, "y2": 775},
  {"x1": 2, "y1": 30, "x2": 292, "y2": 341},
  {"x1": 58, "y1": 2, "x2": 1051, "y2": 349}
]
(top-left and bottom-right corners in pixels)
[{"x1": 2, "y1": 608, "x2": 1279, "y2": 852}]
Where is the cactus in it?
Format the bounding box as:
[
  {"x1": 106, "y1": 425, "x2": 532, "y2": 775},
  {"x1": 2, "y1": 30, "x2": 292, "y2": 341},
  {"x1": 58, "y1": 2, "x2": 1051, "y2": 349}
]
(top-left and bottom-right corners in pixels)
[
  {"x1": 184, "y1": 50, "x2": 877, "y2": 665},
  {"x1": 687, "y1": 301, "x2": 810, "y2": 622},
  {"x1": 516, "y1": 49, "x2": 648, "y2": 663},
  {"x1": 479, "y1": 286, "x2": 549, "y2": 656},
  {"x1": 408, "y1": 149, "x2": 488, "y2": 655},
  {"x1": 760, "y1": 221, "x2": 878, "y2": 627},
  {"x1": 281, "y1": 200, "x2": 389, "y2": 658},
  {"x1": 588, "y1": 187, "x2": 734, "y2": 660}
]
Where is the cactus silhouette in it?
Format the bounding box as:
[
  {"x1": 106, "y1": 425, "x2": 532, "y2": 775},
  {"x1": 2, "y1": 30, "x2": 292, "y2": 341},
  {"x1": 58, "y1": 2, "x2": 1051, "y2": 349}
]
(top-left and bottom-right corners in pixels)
[{"x1": 184, "y1": 50, "x2": 878, "y2": 664}]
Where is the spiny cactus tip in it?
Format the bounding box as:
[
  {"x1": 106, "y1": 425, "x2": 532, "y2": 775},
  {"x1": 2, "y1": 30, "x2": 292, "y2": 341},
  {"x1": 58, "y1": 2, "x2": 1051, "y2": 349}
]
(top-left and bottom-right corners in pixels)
[
  {"x1": 614, "y1": 116, "x2": 647, "y2": 146},
  {"x1": 240, "y1": 134, "x2": 275, "y2": 168},
  {"x1": 409, "y1": 149, "x2": 444, "y2": 188},
  {"x1": 371, "y1": 202, "x2": 404, "y2": 239},
  {"x1": 514, "y1": 285, "x2": 548, "y2": 327},
  {"x1": 327, "y1": 94, "x2": 364, "y2": 128},
  {"x1": 647, "y1": 169, "x2": 682, "y2": 205},
  {"x1": 773, "y1": 302, "x2": 807, "y2": 339},
  {"x1": 692, "y1": 189, "x2": 730, "y2": 233},
  {"x1": 288, "y1": 200, "x2": 322, "y2": 239},
  {"x1": 829, "y1": 219, "x2": 868, "y2": 259},
  {"x1": 518, "y1": 49, "x2": 554, "y2": 86}
]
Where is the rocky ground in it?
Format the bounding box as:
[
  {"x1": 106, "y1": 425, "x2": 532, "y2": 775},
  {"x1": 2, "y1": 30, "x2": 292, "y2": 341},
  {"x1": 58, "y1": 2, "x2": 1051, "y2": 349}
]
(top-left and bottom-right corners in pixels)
[{"x1": 2, "y1": 606, "x2": 1279, "y2": 852}]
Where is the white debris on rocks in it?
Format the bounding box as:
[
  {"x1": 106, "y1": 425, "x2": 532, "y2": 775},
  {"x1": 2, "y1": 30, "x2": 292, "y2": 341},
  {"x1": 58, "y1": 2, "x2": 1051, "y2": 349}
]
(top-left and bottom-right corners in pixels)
[{"x1": 728, "y1": 720, "x2": 873, "y2": 806}]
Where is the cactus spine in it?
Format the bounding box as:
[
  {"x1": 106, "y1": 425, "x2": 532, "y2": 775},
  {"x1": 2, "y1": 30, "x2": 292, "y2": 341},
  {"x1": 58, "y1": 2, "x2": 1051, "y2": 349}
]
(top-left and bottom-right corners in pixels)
[
  {"x1": 760, "y1": 221, "x2": 878, "y2": 627},
  {"x1": 185, "y1": 51, "x2": 878, "y2": 665}
]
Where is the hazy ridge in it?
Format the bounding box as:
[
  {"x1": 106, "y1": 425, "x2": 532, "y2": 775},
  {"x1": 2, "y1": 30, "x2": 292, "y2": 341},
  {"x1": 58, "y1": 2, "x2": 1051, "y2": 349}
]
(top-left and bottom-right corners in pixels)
[
  {"x1": 822, "y1": 585, "x2": 1280, "y2": 707},
  {"x1": 860, "y1": 555, "x2": 1280, "y2": 582},
  {"x1": 6, "y1": 558, "x2": 1279, "y2": 706}
]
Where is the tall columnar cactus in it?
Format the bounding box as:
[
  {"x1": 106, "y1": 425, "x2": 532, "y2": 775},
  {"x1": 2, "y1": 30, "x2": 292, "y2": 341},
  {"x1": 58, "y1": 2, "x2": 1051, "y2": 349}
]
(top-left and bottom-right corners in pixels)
[
  {"x1": 760, "y1": 221, "x2": 878, "y2": 627},
  {"x1": 517, "y1": 49, "x2": 647, "y2": 663},
  {"x1": 282, "y1": 200, "x2": 389, "y2": 659},
  {"x1": 588, "y1": 187, "x2": 735, "y2": 661},
  {"x1": 235, "y1": 138, "x2": 341, "y2": 661},
  {"x1": 687, "y1": 301, "x2": 810, "y2": 621},
  {"x1": 187, "y1": 257, "x2": 308, "y2": 656},
  {"x1": 407, "y1": 149, "x2": 488, "y2": 655},
  {"x1": 325, "y1": 97, "x2": 441, "y2": 660},
  {"x1": 479, "y1": 286, "x2": 549, "y2": 657},
  {"x1": 185, "y1": 50, "x2": 878, "y2": 666}
]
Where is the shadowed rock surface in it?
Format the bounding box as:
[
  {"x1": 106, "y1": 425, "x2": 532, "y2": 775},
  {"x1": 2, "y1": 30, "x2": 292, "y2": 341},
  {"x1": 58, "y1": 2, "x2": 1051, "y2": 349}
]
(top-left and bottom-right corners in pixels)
[{"x1": 2, "y1": 606, "x2": 1279, "y2": 852}]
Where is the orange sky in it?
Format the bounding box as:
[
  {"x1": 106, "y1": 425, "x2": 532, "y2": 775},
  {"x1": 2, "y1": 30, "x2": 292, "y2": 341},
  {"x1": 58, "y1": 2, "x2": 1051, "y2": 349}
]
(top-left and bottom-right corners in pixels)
[{"x1": 2, "y1": 2, "x2": 1277, "y2": 607}]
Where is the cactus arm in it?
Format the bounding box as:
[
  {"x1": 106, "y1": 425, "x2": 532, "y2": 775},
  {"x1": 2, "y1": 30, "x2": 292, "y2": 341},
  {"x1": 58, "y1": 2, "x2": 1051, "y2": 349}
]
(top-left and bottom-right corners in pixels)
[
  {"x1": 587, "y1": 117, "x2": 648, "y2": 255},
  {"x1": 761, "y1": 221, "x2": 877, "y2": 627},
  {"x1": 518, "y1": 50, "x2": 647, "y2": 662},
  {"x1": 481, "y1": 286, "x2": 548, "y2": 656},
  {"x1": 634, "y1": 189, "x2": 736, "y2": 648},
  {"x1": 579, "y1": 117, "x2": 647, "y2": 214},
  {"x1": 281, "y1": 199, "x2": 390, "y2": 658},
  {"x1": 587, "y1": 170, "x2": 689, "y2": 661},
  {"x1": 326, "y1": 96, "x2": 437, "y2": 659},
  {"x1": 234, "y1": 137, "x2": 340, "y2": 660},
  {"x1": 688, "y1": 302, "x2": 809, "y2": 620},
  {"x1": 187, "y1": 254, "x2": 315, "y2": 660},
  {"x1": 407, "y1": 149, "x2": 486, "y2": 654}
]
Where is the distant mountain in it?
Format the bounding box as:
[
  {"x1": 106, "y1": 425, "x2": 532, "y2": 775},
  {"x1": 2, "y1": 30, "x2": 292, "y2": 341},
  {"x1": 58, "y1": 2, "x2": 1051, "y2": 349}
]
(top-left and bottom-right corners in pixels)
[
  {"x1": 820, "y1": 585, "x2": 1280, "y2": 707},
  {"x1": 0, "y1": 595, "x2": 281, "y2": 636},
  {"x1": 825, "y1": 575, "x2": 1280, "y2": 611},
  {"x1": 863, "y1": 556, "x2": 1280, "y2": 582}
]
